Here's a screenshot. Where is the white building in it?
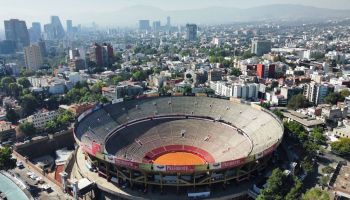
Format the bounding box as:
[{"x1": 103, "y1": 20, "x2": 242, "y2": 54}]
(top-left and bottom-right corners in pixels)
[
  {"x1": 210, "y1": 81, "x2": 259, "y2": 100},
  {"x1": 20, "y1": 110, "x2": 59, "y2": 129}
]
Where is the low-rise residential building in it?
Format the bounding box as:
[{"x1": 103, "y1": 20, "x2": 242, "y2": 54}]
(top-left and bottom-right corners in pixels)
[
  {"x1": 20, "y1": 110, "x2": 59, "y2": 129},
  {"x1": 0, "y1": 121, "x2": 16, "y2": 142}
]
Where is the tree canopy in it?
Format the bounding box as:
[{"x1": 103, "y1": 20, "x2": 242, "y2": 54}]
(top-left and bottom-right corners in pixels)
[
  {"x1": 256, "y1": 168, "x2": 301, "y2": 200},
  {"x1": 20, "y1": 94, "x2": 39, "y2": 117},
  {"x1": 302, "y1": 188, "x2": 329, "y2": 200},
  {"x1": 331, "y1": 138, "x2": 350, "y2": 155},
  {"x1": 0, "y1": 146, "x2": 16, "y2": 170},
  {"x1": 287, "y1": 94, "x2": 309, "y2": 110},
  {"x1": 18, "y1": 122, "x2": 36, "y2": 137}
]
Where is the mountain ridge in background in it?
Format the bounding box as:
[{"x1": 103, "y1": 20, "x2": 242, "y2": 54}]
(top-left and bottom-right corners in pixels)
[{"x1": 4, "y1": 4, "x2": 349, "y2": 28}]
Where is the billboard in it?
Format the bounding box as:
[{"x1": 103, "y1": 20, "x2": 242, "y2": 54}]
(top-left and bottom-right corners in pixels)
[
  {"x1": 166, "y1": 165, "x2": 195, "y2": 173},
  {"x1": 153, "y1": 164, "x2": 166, "y2": 172},
  {"x1": 209, "y1": 163, "x2": 221, "y2": 170},
  {"x1": 139, "y1": 163, "x2": 153, "y2": 172},
  {"x1": 195, "y1": 165, "x2": 208, "y2": 172},
  {"x1": 115, "y1": 159, "x2": 139, "y2": 170},
  {"x1": 220, "y1": 158, "x2": 246, "y2": 169},
  {"x1": 91, "y1": 142, "x2": 102, "y2": 155}
]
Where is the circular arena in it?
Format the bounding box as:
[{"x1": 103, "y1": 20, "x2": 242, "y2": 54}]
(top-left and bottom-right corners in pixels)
[{"x1": 74, "y1": 96, "x2": 284, "y2": 197}]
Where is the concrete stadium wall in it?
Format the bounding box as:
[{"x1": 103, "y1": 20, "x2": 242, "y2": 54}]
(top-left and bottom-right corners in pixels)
[{"x1": 15, "y1": 129, "x2": 75, "y2": 159}]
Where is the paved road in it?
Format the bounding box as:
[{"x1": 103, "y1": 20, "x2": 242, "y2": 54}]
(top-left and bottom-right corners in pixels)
[{"x1": 11, "y1": 154, "x2": 72, "y2": 200}]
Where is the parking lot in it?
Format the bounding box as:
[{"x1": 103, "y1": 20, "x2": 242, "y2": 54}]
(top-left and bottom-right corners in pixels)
[{"x1": 10, "y1": 160, "x2": 72, "y2": 200}]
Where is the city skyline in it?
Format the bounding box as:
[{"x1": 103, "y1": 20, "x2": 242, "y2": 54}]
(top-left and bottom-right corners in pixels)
[{"x1": 0, "y1": 0, "x2": 350, "y2": 29}]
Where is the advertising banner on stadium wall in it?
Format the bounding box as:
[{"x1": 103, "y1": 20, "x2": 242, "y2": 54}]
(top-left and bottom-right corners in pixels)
[
  {"x1": 209, "y1": 163, "x2": 221, "y2": 170},
  {"x1": 95, "y1": 152, "x2": 105, "y2": 160},
  {"x1": 166, "y1": 165, "x2": 195, "y2": 173},
  {"x1": 220, "y1": 158, "x2": 246, "y2": 169},
  {"x1": 115, "y1": 159, "x2": 139, "y2": 170},
  {"x1": 139, "y1": 163, "x2": 153, "y2": 172},
  {"x1": 82, "y1": 144, "x2": 93, "y2": 155},
  {"x1": 195, "y1": 165, "x2": 208, "y2": 172},
  {"x1": 91, "y1": 142, "x2": 101, "y2": 155},
  {"x1": 105, "y1": 154, "x2": 115, "y2": 163},
  {"x1": 263, "y1": 144, "x2": 277, "y2": 156},
  {"x1": 153, "y1": 164, "x2": 166, "y2": 172}
]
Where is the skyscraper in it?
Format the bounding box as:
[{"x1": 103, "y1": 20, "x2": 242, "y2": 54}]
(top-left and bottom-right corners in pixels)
[
  {"x1": 29, "y1": 22, "x2": 41, "y2": 42},
  {"x1": 251, "y1": 39, "x2": 272, "y2": 56},
  {"x1": 102, "y1": 43, "x2": 114, "y2": 67},
  {"x1": 139, "y1": 20, "x2": 150, "y2": 31},
  {"x1": 89, "y1": 43, "x2": 103, "y2": 67},
  {"x1": 38, "y1": 39, "x2": 47, "y2": 57},
  {"x1": 153, "y1": 21, "x2": 161, "y2": 32},
  {"x1": 66, "y1": 20, "x2": 73, "y2": 33},
  {"x1": 166, "y1": 16, "x2": 171, "y2": 28},
  {"x1": 44, "y1": 16, "x2": 65, "y2": 40},
  {"x1": 4, "y1": 19, "x2": 30, "y2": 50},
  {"x1": 186, "y1": 24, "x2": 197, "y2": 41},
  {"x1": 24, "y1": 44, "x2": 43, "y2": 72}
]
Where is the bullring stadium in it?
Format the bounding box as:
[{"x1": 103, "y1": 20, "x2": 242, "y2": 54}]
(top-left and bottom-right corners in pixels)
[{"x1": 73, "y1": 95, "x2": 284, "y2": 198}]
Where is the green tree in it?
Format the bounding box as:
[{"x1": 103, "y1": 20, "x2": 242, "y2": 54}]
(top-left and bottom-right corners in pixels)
[
  {"x1": 20, "y1": 94, "x2": 39, "y2": 116},
  {"x1": 230, "y1": 68, "x2": 242, "y2": 76},
  {"x1": 132, "y1": 70, "x2": 147, "y2": 81},
  {"x1": 91, "y1": 81, "x2": 106, "y2": 93},
  {"x1": 302, "y1": 188, "x2": 329, "y2": 200},
  {"x1": 8, "y1": 83, "x2": 22, "y2": 98},
  {"x1": 1, "y1": 76, "x2": 15, "y2": 94},
  {"x1": 310, "y1": 127, "x2": 326, "y2": 145},
  {"x1": 0, "y1": 146, "x2": 16, "y2": 170},
  {"x1": 301, "y1": 157, "x2": 314, "y2": 173},
  {"x1": 272, "y1": 109, "x2": 284, "y2": 120},
  {"x1": 331, "y1": 138, "x2": 350, "y2": 155},
  {"x1": 287, "y1": 94, "x2": 309, "y2": 110},
  {"x1": 17, "y1": 77, "x2": 31, "y2": 88},
  {"x1": 340, "y1": 89, "x2": 350, "y2": 99},
  {"x1": 324, "y1": 92, "x2": 343, "y2": 105},
  {"x1": 5, "y1": 108, "x2": 19, "y2": 124},
  {"x1": 19, "y1": 122, "x2": 36, "y2": 137},
  {"x1": 285, "y1": 180, "x2": 303, "y2": 200},
  {"x1": 256, "y1": 168, "x2": 294, "y2": 200},
  {"x1": 242, "y1": 50, "x2": 254, "y2": 59}
]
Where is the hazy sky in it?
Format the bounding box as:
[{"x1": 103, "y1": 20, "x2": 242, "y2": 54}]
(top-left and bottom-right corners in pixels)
[{"x1": 1, "y1": 0, "x2": 350, "y2": 26}]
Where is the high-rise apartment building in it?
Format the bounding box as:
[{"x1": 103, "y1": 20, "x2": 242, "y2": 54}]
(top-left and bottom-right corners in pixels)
[
  {"x1": 139, "y1": 20, "x2": 150, "y2": 31},
  {"x1": 24, "y1": 44, "x2": 43, "y2": 72},
  {"x1": 89, "y1": 43, "x2": 103, "y2": 67},
  {"x1": 29, "y1": 22, "x2": 41, "y2": 42},
  {"x1": 251, "y1": 39, "x2": 272, "y2": 56},
  {"x1": 102, "y1": 43, "x2": 114, "y2": 67},
  {"x1": 166, "y1": 16, "x2": 171, "y2": 28},
  {"x1": 4, "y1": 19, "x2": 30, "y2": 50},
  {"x1": 256, "y1": 64, "x2": 276, "y2": 79},
  {"x1": 44, "y1": 16, "x2": 65, "y2": 40},
  {"x1": 186, "y1": 24, "x2": 197, "y2": 41},
  {"x1": 303, "y1": 82, "x2": 333, "y2": 105},
  {"x1": 66, "y1": 20, "x2": 73, "y2": 33},
  {"x1": 153, "y1": 21, "x2": 161, "y2": 32}
]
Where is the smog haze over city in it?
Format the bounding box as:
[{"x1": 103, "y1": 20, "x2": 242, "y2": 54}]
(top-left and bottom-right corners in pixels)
[
  {"x1": 1, "y1": 0, "x2": 350, "y2": 200},
  {"x1": 1, "y1": 0, "x2": 350, "y2": 29}
]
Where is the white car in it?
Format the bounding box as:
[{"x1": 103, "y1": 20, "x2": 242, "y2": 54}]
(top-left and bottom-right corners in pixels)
[{"x1": 16, "y1": 161, "x2": 24, "y2": 168}]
